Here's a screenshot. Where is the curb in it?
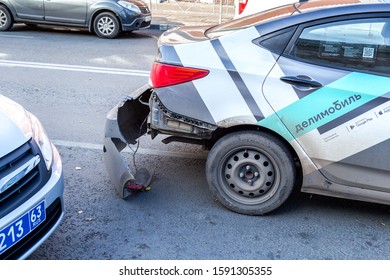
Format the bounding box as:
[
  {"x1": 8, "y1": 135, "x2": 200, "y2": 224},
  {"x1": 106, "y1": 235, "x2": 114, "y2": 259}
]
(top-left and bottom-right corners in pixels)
[{"x1": 150, "y1": 22, "x2": 183, "y2": 30}]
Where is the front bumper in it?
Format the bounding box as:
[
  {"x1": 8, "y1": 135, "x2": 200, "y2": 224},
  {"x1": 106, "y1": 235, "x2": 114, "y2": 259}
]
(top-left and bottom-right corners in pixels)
[
  {"x1": 119, "y1": 9, "x2": 151, "y2": 31},
  {"x1": 0, "y1": 145, "x2": 65, "y2": 260}
]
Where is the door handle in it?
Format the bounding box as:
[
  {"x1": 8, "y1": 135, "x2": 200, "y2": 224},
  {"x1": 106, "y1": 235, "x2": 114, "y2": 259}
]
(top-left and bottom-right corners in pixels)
[{"x1": 280, "y1": 75, "x2": 323, "y2": 89}]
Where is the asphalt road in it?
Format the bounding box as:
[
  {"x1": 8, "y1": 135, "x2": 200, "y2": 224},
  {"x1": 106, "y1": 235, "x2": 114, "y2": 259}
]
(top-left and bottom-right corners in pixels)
[{"x1": 1, "y1": 24, "x2": 390, "y2": 260}]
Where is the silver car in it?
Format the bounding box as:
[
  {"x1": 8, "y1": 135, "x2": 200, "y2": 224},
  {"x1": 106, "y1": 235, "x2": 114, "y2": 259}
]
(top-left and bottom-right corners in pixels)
[
  {"x1": 0, "y1": 0, "x2": 151, "y2": 38},
  {"x1": 0, "y1": 95, "x2": 64, "y2": 259}
]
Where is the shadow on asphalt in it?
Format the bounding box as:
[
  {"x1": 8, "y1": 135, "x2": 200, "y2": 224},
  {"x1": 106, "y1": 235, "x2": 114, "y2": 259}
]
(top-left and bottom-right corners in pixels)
[{"x1": 9, "y1": 23, "x2": 163, "y2": 40}]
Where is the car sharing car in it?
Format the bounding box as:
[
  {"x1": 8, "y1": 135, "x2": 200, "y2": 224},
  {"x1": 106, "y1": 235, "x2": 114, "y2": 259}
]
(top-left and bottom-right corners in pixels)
[
  {"x1": 0, "y1": 95, "x2": 64, "y2": 259},
  {"x1": 0, "y1": 0, "x2": 151, "y2": 38},
  {"x1": 104, "y1": 0, "x2": 390, "y2": 215}
]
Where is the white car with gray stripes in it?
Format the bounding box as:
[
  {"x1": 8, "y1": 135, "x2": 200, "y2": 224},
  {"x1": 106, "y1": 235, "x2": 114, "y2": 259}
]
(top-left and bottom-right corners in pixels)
[{"x1": 104, "y1": 0, "x2": 390, "y2": 215}]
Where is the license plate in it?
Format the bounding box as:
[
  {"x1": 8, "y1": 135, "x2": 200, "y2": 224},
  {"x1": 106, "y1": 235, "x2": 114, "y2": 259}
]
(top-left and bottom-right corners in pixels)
[
  {"x1": 0, "y1": 200, "x2": 46, "y2": 255},
  {"x1": 145, "y1": 15, "x2": 151, "y2": 22}
]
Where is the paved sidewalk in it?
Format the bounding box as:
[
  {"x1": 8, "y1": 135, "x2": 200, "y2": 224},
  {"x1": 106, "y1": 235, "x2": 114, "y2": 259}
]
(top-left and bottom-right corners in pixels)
[{"x1": 148, "y1": 1, "x2": 235, "y2": 30}]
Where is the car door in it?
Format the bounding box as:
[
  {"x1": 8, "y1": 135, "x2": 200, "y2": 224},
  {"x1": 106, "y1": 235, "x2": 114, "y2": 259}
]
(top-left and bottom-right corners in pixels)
[
  {"x1": 11, "y1": 0, "x2": 44, "y2": 20},
  {"x1": 262, "y1": 16, "x2": 390, "y2": 191},
  {"x1": 44, "y1": 0, "x2": 87, "y2": 24}
]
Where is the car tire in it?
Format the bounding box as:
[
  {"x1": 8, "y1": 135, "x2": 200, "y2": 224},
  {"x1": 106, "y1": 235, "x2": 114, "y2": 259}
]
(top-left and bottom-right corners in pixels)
[
  {"x1": 206, "y1": 131, "x2": 296, "y2": 215},
  {"x1": 0, "y1": 6, "x2": 13, "y2": 31},
  {"x1": 93, "y1": 12, "x2": 120, "y2": 39}
]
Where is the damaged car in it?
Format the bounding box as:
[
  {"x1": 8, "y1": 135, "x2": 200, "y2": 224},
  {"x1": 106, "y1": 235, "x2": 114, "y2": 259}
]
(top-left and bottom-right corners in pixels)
[{"x1": 104, "y1": 0, "x2": 390, "y2": 215}]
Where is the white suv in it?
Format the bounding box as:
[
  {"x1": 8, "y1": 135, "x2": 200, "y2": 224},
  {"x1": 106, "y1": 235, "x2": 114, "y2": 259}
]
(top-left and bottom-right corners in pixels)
[{"x1": 0, "y1": 95, "x2": 64, "y2": 259}]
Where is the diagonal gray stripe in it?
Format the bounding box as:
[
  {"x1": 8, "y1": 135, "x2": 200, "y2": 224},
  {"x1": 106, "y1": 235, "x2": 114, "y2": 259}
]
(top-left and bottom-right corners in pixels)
[{"x1": 211, "y1": 39, "x2": 264, "y2": 121}]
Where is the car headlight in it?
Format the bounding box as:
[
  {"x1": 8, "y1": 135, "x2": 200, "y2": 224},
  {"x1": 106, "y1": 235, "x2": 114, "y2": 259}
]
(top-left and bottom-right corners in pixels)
[
  {"x1": 28, "y1": 113, "x2": 54, "y2": 171},
  {"x1": 117, "y1": 1, "x2": 141, "y2": 13}
]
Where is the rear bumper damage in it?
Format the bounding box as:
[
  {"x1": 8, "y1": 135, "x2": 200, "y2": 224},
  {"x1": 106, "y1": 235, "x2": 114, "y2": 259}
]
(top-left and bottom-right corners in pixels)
[
  {"x1": 104, "y1": 84, "x2": 217, "y2": 198},
  {"x1": 103, "y1": 84, "x2": 152, "y2": 198}
]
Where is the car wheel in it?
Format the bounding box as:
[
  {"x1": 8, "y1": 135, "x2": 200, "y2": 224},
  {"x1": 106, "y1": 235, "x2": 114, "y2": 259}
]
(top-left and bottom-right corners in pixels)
[
  {"x1": 0, "y1": 6, "x2": 13, "y2": 31},
  {"x1": 206, "y1": 131, "x2": 296, "y2": 215},
  {"x1": 93, "y1": 12, "x2": 120, "y2": 39}
]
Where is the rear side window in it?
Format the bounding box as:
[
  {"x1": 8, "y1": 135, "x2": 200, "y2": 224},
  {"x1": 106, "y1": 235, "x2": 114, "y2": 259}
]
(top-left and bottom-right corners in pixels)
[
  {"x1": 289, "y1": 18, "x2": 390, "y2": 76},
  {"x1": 255, "y1": 26, "x2": 297, "y2": 55}
]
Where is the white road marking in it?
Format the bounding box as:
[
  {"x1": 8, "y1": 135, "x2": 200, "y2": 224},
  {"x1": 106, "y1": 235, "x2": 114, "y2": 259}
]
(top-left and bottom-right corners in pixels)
[
  {"x1": 0, "y1": 34, "x2": 35, "y2": 39},
  {"x1": 52, "y1": 139, "x2": 208, "y2": 159},
  {"x1": 0, "y1": 59, "x2": 150, "y2": 76}
]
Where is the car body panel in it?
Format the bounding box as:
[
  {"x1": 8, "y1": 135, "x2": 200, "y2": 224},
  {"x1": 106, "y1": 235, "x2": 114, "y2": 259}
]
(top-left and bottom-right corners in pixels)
[
  {"x1": 260, "y1": 13, "x2": 390, "y2": 192},
  {"x1": 155, "y1": 27, "x2": 277, "y2": 127},
  {"x1": 264, "y1": 60, "x2": 390, "y2": 189},
  {"x1": 8, "y1": 0, "x2": 44, "y2": 20},
  {"x1": 104, "y1": 0, "x2": 390, "y2": 212},
  {"x1": 44, "y1": 0, "x2": 87, "y2": 24}
]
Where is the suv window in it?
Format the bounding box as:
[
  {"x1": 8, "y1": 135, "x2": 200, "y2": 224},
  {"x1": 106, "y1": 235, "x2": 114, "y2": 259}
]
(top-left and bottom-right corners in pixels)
[{"x1": 290, "y1": 18, "x2": 390, "y2": 75}]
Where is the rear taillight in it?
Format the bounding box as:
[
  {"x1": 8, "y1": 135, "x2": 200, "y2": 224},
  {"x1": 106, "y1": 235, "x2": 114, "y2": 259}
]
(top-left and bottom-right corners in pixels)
[
  {"x1": 238, "y1": 0, "x2": 248, "y2": 15},
  {"x1": 149, "y1": 62, "x2": 209, "y2": 88}
]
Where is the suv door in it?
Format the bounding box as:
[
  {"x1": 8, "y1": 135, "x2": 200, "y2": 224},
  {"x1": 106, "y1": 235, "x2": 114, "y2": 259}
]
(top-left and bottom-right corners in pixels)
[
  {"x1": 11, "y1": 0, "x2": 44, "y2": 20},
  {"x1": 44, "y1": 0, "x2": 87, "y2": 24},
  {"x1": 262, "y1": 16, "x2": 390, "y2": 191}
]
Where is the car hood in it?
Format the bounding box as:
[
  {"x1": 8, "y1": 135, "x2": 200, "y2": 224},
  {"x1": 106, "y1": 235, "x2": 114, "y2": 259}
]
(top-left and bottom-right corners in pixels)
[
  {"x1": 158, "y1": 25, "x2": 212, "y2": 46},
  {"x1": 0, "y1": 95, "x2": 31, "y2": 158}
]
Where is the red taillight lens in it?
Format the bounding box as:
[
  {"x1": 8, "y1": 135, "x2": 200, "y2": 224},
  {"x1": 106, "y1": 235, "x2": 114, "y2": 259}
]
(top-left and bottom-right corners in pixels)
[
  {"x1": 149, "y1": 62, "x2": 209, "y2": 88},
  {"x1": 238, "y1": 0, "x2": 248, "y2": 14}
]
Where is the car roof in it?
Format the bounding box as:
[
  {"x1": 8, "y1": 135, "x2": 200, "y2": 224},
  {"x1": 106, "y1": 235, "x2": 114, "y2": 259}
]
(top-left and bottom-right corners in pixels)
[
  {"x1": 261, "y1": 0, "x2": 390, "y2": 33},
  {"x1": 207, "y1": 0, "x2": 390, "y2": 38},
  {"x1": 289, "y1": 0, "x2": 390, "y2": 22}
]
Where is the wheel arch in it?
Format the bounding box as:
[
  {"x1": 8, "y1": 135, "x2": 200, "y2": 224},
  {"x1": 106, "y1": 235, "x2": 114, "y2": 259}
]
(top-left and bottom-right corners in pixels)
[
  {"x1": 0, "y1": 3, "x2": 14, "y2": 18},
  {"x1": 0, "y1": 2, "x2": 12, "y2": 11},
  {"x1": 89, "y1": 9, "x2": 122, "y2": 32}
]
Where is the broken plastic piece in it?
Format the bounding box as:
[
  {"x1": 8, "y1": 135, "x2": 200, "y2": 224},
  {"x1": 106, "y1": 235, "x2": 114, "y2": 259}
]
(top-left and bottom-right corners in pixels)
[{"x1": 122, "y1": 167, "x2": 154, "y2": 198}]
